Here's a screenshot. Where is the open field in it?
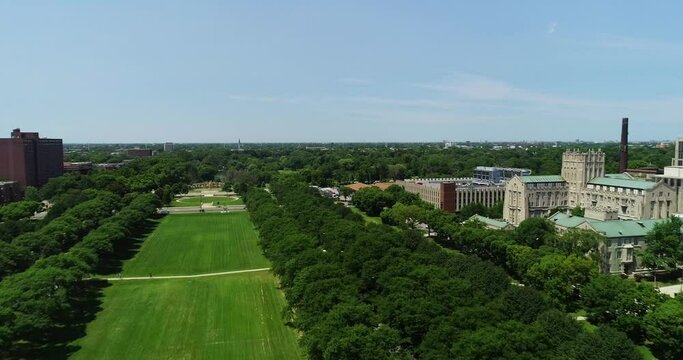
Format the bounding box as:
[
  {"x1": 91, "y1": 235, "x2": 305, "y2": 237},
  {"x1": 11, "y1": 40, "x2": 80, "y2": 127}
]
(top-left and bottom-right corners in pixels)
[
  {"x1": 350, "y1": 206, "x2": 382, "y2": 224},
  {"x1": 71, "y1": 272, "x2": 302, "y2": 360},
  {"x1": 120, "y1": 212, "x2": 270, "y2": 276},
  {"x1": 170, "y1": 196, "x2": 243, "y2": 207}
]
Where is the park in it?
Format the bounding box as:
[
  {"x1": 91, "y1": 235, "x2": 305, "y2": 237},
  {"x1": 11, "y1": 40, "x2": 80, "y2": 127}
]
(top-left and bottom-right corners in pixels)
[{"x1": 70, "y1": 211, "x2": 302, "y2": 359}]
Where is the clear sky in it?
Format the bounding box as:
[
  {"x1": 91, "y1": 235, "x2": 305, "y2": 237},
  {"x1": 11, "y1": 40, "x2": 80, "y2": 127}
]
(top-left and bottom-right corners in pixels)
[{"x1": 1, "y1": 1, "x2": 682, "y2": 143}]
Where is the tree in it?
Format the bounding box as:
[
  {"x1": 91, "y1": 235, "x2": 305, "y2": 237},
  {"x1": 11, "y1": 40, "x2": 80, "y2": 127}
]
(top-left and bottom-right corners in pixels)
[
  {"x1": 644, "y1": 298, "x2": 683, "y2": 360},
  {"x1": 338, "y1": 186, "x2": 353, "y2": 201},
  {"x1": 581, "y1": 274, "x2": 666, "y2": 341},
  {"x1": 563, "y1": 326, "x2": 641, "y2": 360},
  {"x1": 351, "y1": 187, "x2": 394, "y2": 216},
  {"x1": 514, "y1": 218, "x2": 556, "y2": 248},
  {"x1": 570, "y1": 206, "x2": 585, "y2": 217},
  {"x1": 526, "y1": 254, "x2": 598, "y2": 309},
  {"x1": 23, "y1": 186, "x2": 41, "y2": 202},
  {"x1": 639, "y1": 217, "x2": 683, "y2": 272},
  {"x1": 0, "y1": 201, "x2": 42, "y2": 222}
]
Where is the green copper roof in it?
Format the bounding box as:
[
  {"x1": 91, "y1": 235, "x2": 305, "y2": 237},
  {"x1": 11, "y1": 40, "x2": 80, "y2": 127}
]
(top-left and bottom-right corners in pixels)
[
  {"x1": 588, "y1": 177, "x2": 658, "y2": 190},
  {"x1": 520, "y1": 175, "x2": 566, "y2": 183},
  {"x1": 548, "y1": 212, "x2": 672, "y2": 238},
  {"x1": 549, "y1": 212, "x2": 589, "y2": 228},
  {"x1": 589, "y1": 219, "x2": 662, "y2": 238},
  {"x1": 604, "y1": 173, "x2": 634, "y2": 180},
  {"x1": 467, "y1": 215, "x2": 510, "y2": 229}
]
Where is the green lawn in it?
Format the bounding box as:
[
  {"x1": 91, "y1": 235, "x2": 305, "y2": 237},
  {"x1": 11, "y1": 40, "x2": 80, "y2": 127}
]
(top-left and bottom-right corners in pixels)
[
  {"x1": 121, "y1": 213, "x2": 270, "y2": 276},
  {"x1": 170, "y1": 196, "x2": 243, "y2": 207},
  {"x1": 350, "y1": 206, "x2": 382, "y2": 224},
  {"x1": 70, "y1": 273, "x2": 303, "y2": 360}
]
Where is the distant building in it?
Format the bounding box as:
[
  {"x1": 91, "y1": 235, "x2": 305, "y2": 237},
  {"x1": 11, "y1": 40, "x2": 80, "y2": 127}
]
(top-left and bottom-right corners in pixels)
[
  {"x1": 397, "y1": 177, "x2": 506, "y2": 213},
  {"x1": 63, "y1": 161, "x2": 93, "y2": 174},
  {"x1": 504, "y1": 147, "x2": 682, "y2": 226},
  {"x1": 0, "y1": 128, "x2": 63, "y2": 188},
  {"x1": 473, "y1": 166, "x2": 531, "y2": 185},
  {"x1": 503, "y1": 175, "x2": 568, "y2": 225},
  {"x1": 0, "y1": 181, "x2": 21, "y2": 205},
  {"x1": 127, "y1": 148, "x2": 153, "y2": 157},
  {"x1": 164, "y1": 142, "x2": 174, "y2": 152},
  {"x1": 549, "y1": 212, "x2": 666, "y2": 274}
]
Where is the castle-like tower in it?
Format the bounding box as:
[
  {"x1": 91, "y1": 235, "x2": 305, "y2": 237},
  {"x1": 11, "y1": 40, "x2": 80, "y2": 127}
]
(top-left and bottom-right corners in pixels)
[{"x1": 561, "y1": 149, "x2": 605, "y2": 208}]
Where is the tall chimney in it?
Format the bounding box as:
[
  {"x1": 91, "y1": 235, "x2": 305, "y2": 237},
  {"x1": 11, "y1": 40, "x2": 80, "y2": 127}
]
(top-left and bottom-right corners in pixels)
[{"x1": 619, "y1": 117, "x2": 629, "y2": 173}]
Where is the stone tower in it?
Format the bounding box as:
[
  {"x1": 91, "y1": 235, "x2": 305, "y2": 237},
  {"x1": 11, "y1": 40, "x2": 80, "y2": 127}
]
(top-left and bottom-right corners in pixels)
[{"x1": 561, "y1": 149, "x2": 605, "y2": 208}]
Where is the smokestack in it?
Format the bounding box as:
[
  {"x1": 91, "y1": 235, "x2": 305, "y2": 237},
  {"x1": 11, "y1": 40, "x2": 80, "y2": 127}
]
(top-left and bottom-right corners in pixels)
[{"x1": 619, "y1": 117, "x2": 629, "y2": 173}]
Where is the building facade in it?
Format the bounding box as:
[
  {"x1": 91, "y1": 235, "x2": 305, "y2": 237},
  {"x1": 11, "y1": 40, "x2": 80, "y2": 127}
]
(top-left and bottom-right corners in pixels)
[
  {"x1": 398, "y1": 178, "x2": 505, "y2": 213},
  {"x1": 582, "y1": 177, "x2": 676, "y2": 220},
  {"x1": 127, "y1": 148, "x2": 153, "y2": 157},
  {"x1": 473, "y1": 166, "x2": 531, "y2": 185},
  {"x1": 549, "y1": 212, "x2": 660, "y2": 274},
  {"x1": 0, "y1": 129, "x2": 63, "y2": 188},
  {"x1": 561, "y1": 150, "x2": 605, "y2": 208},
  {"x1": 164, "y1": 142, "x2": 174, "y2": 152},
  {"x1": 0, "y1": 181, "x2": 21, "y2": 205},
  {"x1": 503, "y1": 175, "x2": 568, "y2": 226}
]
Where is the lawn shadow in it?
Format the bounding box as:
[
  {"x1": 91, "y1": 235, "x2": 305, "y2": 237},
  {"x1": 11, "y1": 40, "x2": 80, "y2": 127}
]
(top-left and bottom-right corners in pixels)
[
  {"x1": 8, "y1": 280, "x2": 112, "y2": 360},
  {"x1": 95, "y1": 217, "x2": 161, "y2": 275}
]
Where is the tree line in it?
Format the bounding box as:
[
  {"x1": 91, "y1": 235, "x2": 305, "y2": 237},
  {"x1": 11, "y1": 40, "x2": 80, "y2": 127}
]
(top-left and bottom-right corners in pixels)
[{"x1": 245, "y1": 177, "x2": 643, "y2": 359}]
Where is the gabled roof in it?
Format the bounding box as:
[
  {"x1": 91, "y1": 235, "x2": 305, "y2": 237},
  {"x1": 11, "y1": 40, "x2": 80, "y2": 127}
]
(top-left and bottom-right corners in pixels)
[
  {"x1": 588, "y1": 177, "x2": 658, "y2": 191},
  {"x1": 549, "y1": 212, "x2": 589, "y2": 228},
  {"x1": 520, "y1": 175, "x2": 566, "y2": 183},
  {"x1": 467, "y1": 215, "x2": 511, "y2": 229}
]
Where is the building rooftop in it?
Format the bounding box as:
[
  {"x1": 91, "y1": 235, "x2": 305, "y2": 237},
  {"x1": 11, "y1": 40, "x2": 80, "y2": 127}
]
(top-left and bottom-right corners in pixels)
[
  {"x1": 589, "y1": 219, "x2": 662, "y2": 238},
  {"x1": 588, "y1": 177, "x2": 658, "y2": 190},
  {"x1": 520, "y1": 175, "x2": 566, "y2": 183},
  {"x1": 549, "y1": 212, "x2": 672, "y2": 238},
  {"x1": 604, "y1": 173, "x2": 634, "y2": 180},
  {"x1": 549, "y1": 212, "x2": 589, "y2": 228},
  {"x1": 467, "y1": 214, "x2": 511, "y2": 229}
]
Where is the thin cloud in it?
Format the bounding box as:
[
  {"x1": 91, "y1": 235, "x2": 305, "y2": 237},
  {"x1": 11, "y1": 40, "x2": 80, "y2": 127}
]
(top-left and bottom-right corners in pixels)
[{"x1": 547, "y1": 22, "x2": 557, "y2": 35}]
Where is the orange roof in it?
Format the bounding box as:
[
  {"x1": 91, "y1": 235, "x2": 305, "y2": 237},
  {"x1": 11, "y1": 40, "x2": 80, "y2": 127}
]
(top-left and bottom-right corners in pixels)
[
  {"x1": 344, "y1": 182, "x2": 395, "y2": 191},
  {"x1": 345, "y1": 182, "x2": 370, "y2": 191}
]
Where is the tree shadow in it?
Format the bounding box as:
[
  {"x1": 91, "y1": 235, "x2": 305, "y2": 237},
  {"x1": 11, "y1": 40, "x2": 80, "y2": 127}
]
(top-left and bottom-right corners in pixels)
[
  {"x1": 95, "y1": 217, "x2": 161, "y2": 275},
  {"x1": 8, "y1": 280, "x2": 111, "y2": 360}
]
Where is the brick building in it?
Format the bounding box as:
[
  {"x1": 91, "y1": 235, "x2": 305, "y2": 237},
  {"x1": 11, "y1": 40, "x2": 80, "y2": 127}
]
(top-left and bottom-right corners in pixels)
[
  {"x1": 0, "y1": 129, "x2": 63, "y2": 188},
  {"x1": 0, "y1": 181, "x2": 21, "y2": 205}
]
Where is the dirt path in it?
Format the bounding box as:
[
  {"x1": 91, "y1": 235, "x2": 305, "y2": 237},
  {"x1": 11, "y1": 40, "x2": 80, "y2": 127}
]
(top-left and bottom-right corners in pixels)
[{"x1": 100, "y1": 267, "x2": 271, "y2": 281}]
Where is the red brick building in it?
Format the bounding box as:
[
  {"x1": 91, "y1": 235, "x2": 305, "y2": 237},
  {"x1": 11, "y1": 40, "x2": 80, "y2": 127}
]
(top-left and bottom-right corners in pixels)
[{"x1": 0, "y1": 129, "x2": 64, "y2": 188}]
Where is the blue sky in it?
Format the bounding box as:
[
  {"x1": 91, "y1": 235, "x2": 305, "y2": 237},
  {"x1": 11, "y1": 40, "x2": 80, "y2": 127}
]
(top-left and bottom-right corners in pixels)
[{"x1": 1, "y1": 1, "x2": 683, "y2": 143}]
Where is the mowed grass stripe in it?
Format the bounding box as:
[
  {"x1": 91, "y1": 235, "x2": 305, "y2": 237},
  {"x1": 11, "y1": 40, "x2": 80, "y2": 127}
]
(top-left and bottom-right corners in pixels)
[
  {"x1": 121, "y1": 213, "x2": 270, "y2": 276},
  {"x1": 71, "y1": 273, "x2": 303, "y2": 360}
]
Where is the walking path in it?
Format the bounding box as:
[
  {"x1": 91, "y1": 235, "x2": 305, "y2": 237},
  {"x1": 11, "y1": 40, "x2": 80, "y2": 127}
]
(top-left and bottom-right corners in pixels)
[
  {"x1": 658, "y1": 284, "x2": 683, "y2": 297},
  {"x1": 98, "y1": 267, "x2": 271, "y2": 281}
]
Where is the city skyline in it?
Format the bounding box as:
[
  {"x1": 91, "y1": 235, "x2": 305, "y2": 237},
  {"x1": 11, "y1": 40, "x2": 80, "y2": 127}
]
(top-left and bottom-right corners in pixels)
[{"x1": 2, "y1": 1, "x2": 683, "y2": 143}]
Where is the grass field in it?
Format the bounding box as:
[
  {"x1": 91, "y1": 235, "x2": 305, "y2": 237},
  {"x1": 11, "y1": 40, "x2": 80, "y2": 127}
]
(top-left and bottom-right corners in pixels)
[
  {"x1": 170, "y1": 196, "x2": 243, "y2": 207},
  {"x1": 350, "y1": 206, "x2": 382, "y2": 224},
  {"x1": 71, "y1": 273, "x2": 302, "y2": 360},
  {"x1": 120, "y1": 213, "x2": 269, "y2": 276},
  {"x1": 71, "y1": 212, "x2": 303, "y2": 359}
]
